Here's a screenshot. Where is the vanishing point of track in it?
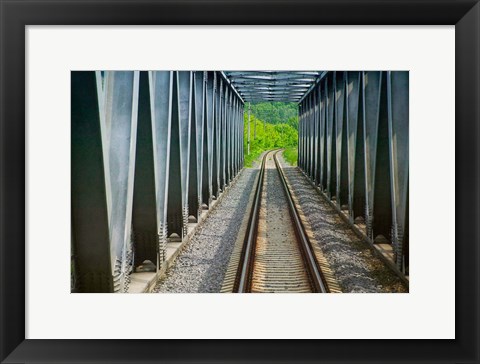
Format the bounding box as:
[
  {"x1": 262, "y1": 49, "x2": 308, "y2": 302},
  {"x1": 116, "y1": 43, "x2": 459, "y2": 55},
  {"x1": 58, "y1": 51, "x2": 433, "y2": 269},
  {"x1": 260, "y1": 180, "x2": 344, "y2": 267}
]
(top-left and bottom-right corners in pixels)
[{"x1": 234, "y1": 150, "x2": 330, "y2": 293}]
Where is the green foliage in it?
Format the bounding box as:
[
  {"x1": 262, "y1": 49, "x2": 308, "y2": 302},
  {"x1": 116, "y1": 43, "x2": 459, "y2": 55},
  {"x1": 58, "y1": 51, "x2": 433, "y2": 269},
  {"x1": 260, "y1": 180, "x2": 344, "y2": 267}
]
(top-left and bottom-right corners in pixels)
[
  {"x1": 282, "y1": 147, "x2": 298, "y2": 166},
  {"x1": 249, "y1": 102, "x2": 298, "y2": 128},
  {"x1": 243, "y1": 110, "x2": 298, "y2": 168}
]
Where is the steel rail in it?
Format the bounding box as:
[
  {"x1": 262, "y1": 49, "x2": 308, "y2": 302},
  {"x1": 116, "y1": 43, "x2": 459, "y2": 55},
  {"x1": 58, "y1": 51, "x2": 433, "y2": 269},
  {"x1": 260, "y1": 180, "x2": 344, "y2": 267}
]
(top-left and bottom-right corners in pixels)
[
  {"x1": 234, "y1": 152, "x2": 268, "y2": 293},
  {"x1": 273, "y1": 151, "x2": 329, "y2": 293},
  {"x1": 234, "y1": 150, "x2": 329, "y2": 293}
]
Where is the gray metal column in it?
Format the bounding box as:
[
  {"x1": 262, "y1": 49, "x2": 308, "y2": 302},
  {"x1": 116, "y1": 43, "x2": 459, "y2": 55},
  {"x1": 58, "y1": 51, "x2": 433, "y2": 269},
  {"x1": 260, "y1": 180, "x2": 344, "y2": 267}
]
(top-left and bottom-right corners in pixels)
[
  {"x1": 372, "y1": 71, "x2": 393, "y2": 243},
  {"x1": 220, "y1": 81, "x2": 226, "y2": 190},
  {"x1": 150, "y1": 71, "x2": 173, "y2": 267},
  {"x1": 233, "y1": 98, "x2": 238, "y2": 176},
  {"x1": 167, "y1": 71, "x2": 192, "y2": 238},
  {"x1": 188, "y1": 71, "x2": 204, "y2": 222},
  {"x1": 305, "y1": 96, "x2": 311, "y2": 176},
  {"x1": 363, "y1": 71, "x2": 392, "y2": 241},
  {"x1": 309, "y1": 92, "x2": 315, "y2": 180},
  {"x1": 235, "y1": 97, "x2": 240, "y2": 176},
  {"x1": 206, "y1": 72, "x2": 217, "y2": 200},
  {"x1": 72, "y1": 71, "x2": 113, "y2": 293},
  {"x1": 202, "y1": 72, "x2": 214, "y2": 206},
  {"x1": 233, "y1": 94, "x2": 237, "y2": 177},
  {"x1": 316, "y1": 83, "x2": 325, "y2": 187},
  {"x1": 301, "y1": 101, "x2": 306, "y2": 171},
  {"x1": 239, "y1": 102, "x2": 242, "y2": 169},
  {"x1": 326, "y1": 74, "x2": 336, "y2": 198},
  {"x1": 304, "y1": 99, "x2": 308, "y2": 173},
  {"x1": 179, "y1": 72, "x2": 193, "y2": 233},
  {"x1": 212, "y1": 73, "x2": 220, "y2": 198},
  {"x1": 387, "y1": 71, "x2": 409, "y2": 270},
  {"x1": 219, "y1": 77, "x2": 225, "y2": 186},
  {"x1": 231, "y1": 97, "x2": 237, "y2": 178},
  {"x1": 201, "y1": 73, "x2": 209, "y2": 206},
  {"x1": 102, "y1": 71, "x2": 139, "y2": 292},
  {"x1": 298, "y1": 103, "x2": 302, "y2": 168},
  {"x1": 322, "y1": 78, "x2": 329, "y2": 190},
  {"x1": 132, "y1": 71, "x2": 158, "y2": 270},
  {"x1": 362, "y1": 70, "x2": 380, "y2": 237},
  {"x1": 335, "y1": 71, "x2": 349, "y2": 209},
  {"x1": 231, "y1": 92, "x2": 235, "y2": 179},
  {"x1": 247, "y1": 103, "x2": 251, "y2": 155},
  {"x1": 312, "y1": 87, "x2": 319, "y2": 184},
  {"x1": 346, "y1": 71, "x2": 366, "y2": 222},
  {"x1": 306, "y1": 94, "x2": 311, "y2": 178},
  {"x1": 234, "y1": 97, "x2": 240, "y2": 176},
  {"x1": 236, "y1": 100, "x2": 240, "y2": 174},
  {"x1": 241, "y1": 104, "x2": 245, "y2": 168},
  {"x1": 226, "y1": 88, "x2": 232, "y2": 183}
]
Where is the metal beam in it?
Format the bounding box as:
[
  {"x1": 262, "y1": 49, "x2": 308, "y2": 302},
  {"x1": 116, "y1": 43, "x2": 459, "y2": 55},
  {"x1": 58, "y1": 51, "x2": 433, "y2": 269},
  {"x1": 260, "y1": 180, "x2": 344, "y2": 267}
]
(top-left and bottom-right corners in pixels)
[
  {"x1": 132, "y1": 71, "x2": 158, "y2": 271},
  {"x1": 72, "y1": 71, "x2": 113, "y2": 293},
  {"x1": 102, "y1": 71, "x2": 139, "y2": 293},
  {"x1": 150, "y1": 71, "x2": 173, "y2": 266},
  {"x1": 387, "y1": 71, "x2": 409, "y2": 270}
]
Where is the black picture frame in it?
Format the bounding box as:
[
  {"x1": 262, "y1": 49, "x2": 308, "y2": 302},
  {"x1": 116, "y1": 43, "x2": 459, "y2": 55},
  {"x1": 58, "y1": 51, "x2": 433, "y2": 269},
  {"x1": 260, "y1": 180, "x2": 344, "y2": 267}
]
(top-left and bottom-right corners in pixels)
[{"x1": 1, "y1": 1, "x2": 478, "y2": 363}]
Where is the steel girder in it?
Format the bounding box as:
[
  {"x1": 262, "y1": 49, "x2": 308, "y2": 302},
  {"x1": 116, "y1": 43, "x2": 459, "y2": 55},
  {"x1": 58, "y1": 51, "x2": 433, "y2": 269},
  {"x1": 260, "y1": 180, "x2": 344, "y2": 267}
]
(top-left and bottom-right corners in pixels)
[
  {"x1": 326, "y1": 74, "x2": 336, "y2": 198},
  {"x1": 304, "y1": 94, "x2": 309, "y2": 176},
  {"x1": 345, "y1": 71, "x2": 366, "y2": 223},
  {"x1": 167, "y1": 71, "x2": 192, "y2": 240},
  {"x1": 302, "y1": 99, "x2": 307, "y2": 172},
  {"x1": 387, "y1": 71, "x2": 409, "y2": 271},
  {"x1": 72, "y1": 71, "x2": 140, "y2": 293},
  {"x1": 298, "y1": 71, "x2": 409, "y2": 275},
  {"x1": 212, "y1": 76, "x2": 221, "y2": 199},
  {"x1": 220, "y1": 81, "x2": 227, "y2": 190},
  {"x1": 101, "y1": 71, "x2": 139, "y2": 292},
  {"x1": 240, "y1": 103, "x2": 244, "y2": 168},
  {"x1": 203, "y1": 72, "x2": 215, "y2": 207},
  {"x1": 226, "y1": 89, "x2": 233, "y2": 183},
  {"x1": 231, "y1": 97, "x2": 236, "y2": 179},
  {"x1": 305, "y1": 95, "x2": 311, "y2": 177},
  {"x1": 236, "y1": 98, "x2": 242, "y2": 175},
  {"x1": 188, "y1": 72, "x2": 204, "y2": 222},
  {"x1": 335, "y1": 72, "x2": 348, "y2": 210},
  {"x1": 72, "y1": 70, "x2": 244, "y2": 292},
  {"x1": 311, "y1": 91, "x2": 316, "y2": 179},
  {"x1": 300, "y1": 103, "x2": 305, "y2": 170},
  {"x1": 363, "y1": 71, "x2": 393, "y2": 244},
  {"x1": 317, "y1": 81, "x2": 326, "y2": 187},
  {"x1": 132, "y1": 72, "x2": 159, "y2": 270},
  {"x1": 223, "y1": 71, "x2": 321, "y2": 102},
  {"x1": 150, "y1": 71, "x2": 173, "y2": 268},
  {"x1": 312, "y1": 87, "x2": 319, "y2": 185},
  {"x1": 72, "y1": 71, "x2": 113, "y2": 293}
]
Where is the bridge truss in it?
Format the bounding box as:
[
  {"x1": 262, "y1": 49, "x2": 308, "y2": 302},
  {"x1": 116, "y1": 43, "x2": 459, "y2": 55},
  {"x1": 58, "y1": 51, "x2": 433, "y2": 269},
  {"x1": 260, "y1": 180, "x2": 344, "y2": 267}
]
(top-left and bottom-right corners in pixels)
[
  {"x1": 298, "y1": 71, "x2": 409, "y2": 275},
  {"x1": 71, "y1": 70, "x2": 409, "y2": 292},
  {"x1": 72, "y1": 71, "x2": 244, "y2": 292}
]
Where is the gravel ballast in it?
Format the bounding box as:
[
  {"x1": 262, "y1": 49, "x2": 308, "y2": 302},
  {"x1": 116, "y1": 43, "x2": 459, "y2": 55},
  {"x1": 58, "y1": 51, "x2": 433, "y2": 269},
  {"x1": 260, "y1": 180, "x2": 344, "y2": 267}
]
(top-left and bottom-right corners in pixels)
[
  {"x1": 153, "y1": 169, "x2": 258, "y2": 293},
  {"x1": 278, "y1": 153, "x2": 407, "y2": 293}
]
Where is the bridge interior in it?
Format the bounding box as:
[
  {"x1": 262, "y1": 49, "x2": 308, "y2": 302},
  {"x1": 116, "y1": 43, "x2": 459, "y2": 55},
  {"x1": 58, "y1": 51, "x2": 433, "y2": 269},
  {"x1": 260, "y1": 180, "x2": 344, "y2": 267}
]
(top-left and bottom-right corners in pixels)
[{"x1": 71, "y1": 70, "x2": 408, "y2": 293}]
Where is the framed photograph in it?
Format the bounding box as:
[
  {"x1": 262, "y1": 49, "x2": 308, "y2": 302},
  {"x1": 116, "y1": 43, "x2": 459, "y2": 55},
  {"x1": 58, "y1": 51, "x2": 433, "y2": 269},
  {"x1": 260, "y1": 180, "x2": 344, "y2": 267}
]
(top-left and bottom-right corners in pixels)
[{"x1": 1, "y1": 0, "x2": 478, "y2": 363}]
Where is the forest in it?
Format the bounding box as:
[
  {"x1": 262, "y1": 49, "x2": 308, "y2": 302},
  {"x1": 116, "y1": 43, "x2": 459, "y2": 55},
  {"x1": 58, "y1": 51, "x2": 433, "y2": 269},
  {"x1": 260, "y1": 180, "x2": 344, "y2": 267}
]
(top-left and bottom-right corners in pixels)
[
  {"x1": 249, "y1": 102, "x2": 298, "y2": 128},
  {"x1": 243, "y1": 102, "x2": 299, "y2": 167}
]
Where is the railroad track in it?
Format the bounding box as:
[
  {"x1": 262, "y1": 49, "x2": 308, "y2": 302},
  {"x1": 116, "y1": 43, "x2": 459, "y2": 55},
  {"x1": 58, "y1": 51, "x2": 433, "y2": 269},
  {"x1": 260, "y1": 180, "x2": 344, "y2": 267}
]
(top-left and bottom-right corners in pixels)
[{"x1": 233, "y1": 150, "x2": 330, "y2": 293}]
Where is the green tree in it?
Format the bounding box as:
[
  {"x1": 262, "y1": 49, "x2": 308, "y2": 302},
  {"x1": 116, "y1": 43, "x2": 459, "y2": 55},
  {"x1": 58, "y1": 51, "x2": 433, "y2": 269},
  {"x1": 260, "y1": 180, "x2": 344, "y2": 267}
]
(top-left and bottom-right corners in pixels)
[
  {"x1": 243, "y1": 107, "x2": 299, "y2": 167},
  {"x1": 249, "y1": 102, "x2": 298, "y2": 126}
]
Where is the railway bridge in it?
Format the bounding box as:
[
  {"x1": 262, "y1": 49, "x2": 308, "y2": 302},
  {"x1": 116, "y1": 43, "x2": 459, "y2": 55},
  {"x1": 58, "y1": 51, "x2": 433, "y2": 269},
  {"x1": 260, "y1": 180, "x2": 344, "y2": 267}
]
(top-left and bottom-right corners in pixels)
[{"x1": 72, "y1": 70, "x2": 408, "y2": 293}]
